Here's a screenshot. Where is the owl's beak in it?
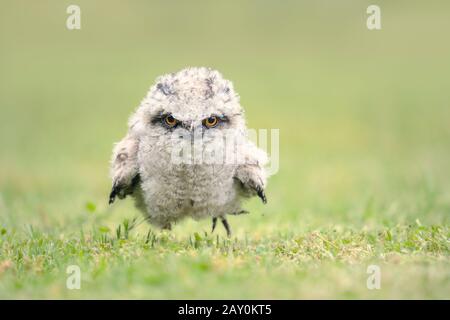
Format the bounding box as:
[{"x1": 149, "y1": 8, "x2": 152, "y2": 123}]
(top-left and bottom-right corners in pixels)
[
  {"x1": 186, "y1": 121, "x2": 195, "y2": 132},
  {"x1": 182, "y1": 121, "x2": 202, "y2": 133}
]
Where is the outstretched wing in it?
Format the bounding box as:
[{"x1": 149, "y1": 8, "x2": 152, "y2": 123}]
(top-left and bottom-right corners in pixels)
[
  {"x1": 109, "y1": 134, "x2": 140, "y2": 204},
  {"x1": 234, "y1": 142, "x2": 268, "y2": 204}
]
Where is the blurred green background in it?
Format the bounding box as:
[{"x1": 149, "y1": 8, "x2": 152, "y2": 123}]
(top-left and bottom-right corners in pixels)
[{"x1": 0, "y1": 1, "x2": 449, "y2": 299}]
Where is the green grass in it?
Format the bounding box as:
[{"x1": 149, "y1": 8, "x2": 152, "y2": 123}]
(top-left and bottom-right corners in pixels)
[
  {"x1": 1, "y1": 1, "x2": 449, "y2": 299},
  {"x1": 0, "y1": 221, "x2": 448, "y2": 299}
]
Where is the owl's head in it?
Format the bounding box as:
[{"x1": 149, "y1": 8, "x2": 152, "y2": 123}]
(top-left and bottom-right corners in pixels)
[{"x1": 130, "y1": 67, "x2": 246, "y2": 139}]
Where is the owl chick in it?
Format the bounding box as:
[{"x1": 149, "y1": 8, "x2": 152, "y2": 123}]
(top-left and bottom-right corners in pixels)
[{"x1": 109, "y1": 67, "x2": 268, "y2": 236}]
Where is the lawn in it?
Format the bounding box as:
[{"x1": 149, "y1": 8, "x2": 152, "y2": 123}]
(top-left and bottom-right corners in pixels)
[{"x1": 0, "y1": 1, "x2": 449, "y2": 299}]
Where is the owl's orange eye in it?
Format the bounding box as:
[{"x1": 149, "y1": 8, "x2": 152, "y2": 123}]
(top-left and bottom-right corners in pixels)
[
  {"x1": 203, "y1": 116, "x2": 219, "y2": 128},
  {"x1": 164, "y1": 115, "x2": 178, "y2": 127}
]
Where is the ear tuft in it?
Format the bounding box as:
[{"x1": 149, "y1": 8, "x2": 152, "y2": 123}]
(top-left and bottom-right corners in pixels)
[{"x1": 156, "y1": 83, "x2": 173, "y2": 96}]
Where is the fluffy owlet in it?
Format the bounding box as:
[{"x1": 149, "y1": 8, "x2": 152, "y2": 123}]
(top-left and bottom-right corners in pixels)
[{"x1": 109, "y1": 67, "x2": 268, "y2": 236}]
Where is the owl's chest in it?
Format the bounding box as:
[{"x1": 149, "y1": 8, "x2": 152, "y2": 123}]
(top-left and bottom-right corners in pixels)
[
  {"x1": 145, "y1": 162, "x2": 234, "y2": 193},
  {"x1": 137, "y1": 136, "x2": 237, "y2": 201}
]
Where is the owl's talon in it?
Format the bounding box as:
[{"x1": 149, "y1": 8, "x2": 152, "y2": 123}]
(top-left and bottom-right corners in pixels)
[
  {"x1": 220, "y1": 217, "x2": 232, "y2": 237},
  {"x1": 211, "y1": 217, "x2": 218, "y2": 233}
]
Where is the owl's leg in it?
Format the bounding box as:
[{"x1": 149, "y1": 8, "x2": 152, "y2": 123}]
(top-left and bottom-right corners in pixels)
[
  {"x1": 220, "y1": 216, "x2": 232, "y2": 237},
  {"x1": 161, "y1": 222, "x2": 172, "y2": 231},
  {"x1": 211, "y1": 217, "x2": 218, "y2": 233}
]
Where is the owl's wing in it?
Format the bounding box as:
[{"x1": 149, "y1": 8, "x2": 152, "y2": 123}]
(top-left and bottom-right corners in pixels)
[
  {"x1": 234, "y1": 142, "x2": 268, "y2": 204},
  {"x1": 109, "y1": 134, "x2": 140, "y2": 204}
]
